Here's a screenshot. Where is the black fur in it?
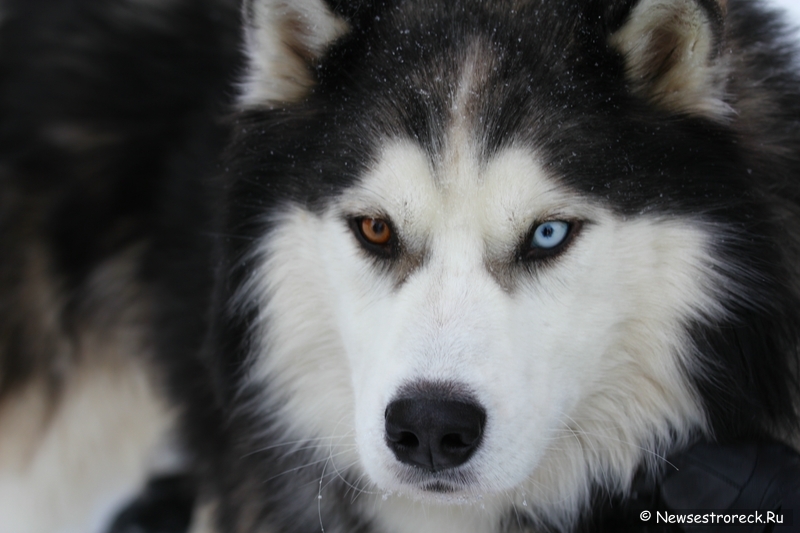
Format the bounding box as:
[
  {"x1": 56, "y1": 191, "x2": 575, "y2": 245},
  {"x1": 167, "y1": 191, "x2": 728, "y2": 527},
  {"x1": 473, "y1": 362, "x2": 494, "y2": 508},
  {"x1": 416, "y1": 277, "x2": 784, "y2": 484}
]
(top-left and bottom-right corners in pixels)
[{"x1": 0, "y1": 0, "x2": 241, "y2": 395}]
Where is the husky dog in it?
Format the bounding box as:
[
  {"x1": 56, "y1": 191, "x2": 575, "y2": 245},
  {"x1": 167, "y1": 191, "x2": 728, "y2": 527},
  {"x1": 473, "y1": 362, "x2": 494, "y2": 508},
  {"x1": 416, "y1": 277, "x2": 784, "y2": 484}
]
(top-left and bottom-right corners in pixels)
[
  {"x1": 3, "y1": 0, "x2": 800, "y2": 532},
  {"x1": 171, "y1": 0, "x2": 800, "y2": 531}
]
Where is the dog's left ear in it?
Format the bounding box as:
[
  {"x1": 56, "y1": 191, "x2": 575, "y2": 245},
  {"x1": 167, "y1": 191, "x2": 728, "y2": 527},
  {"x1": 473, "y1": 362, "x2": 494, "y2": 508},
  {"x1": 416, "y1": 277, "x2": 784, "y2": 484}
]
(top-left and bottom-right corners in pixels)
[
  {"x1": 609, "y1": 0, "x2": 730, "y2": 118},
  {"x1": 240, "y1": 0, "x2": 350, "y2": 107}
]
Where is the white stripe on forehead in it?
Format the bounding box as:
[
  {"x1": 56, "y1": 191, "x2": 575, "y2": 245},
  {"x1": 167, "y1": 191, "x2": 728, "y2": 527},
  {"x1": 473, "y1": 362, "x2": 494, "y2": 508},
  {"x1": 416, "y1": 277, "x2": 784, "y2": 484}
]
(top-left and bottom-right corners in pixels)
[{"x1": 441, "y1": 42, "x2": 490, "y2": 185}]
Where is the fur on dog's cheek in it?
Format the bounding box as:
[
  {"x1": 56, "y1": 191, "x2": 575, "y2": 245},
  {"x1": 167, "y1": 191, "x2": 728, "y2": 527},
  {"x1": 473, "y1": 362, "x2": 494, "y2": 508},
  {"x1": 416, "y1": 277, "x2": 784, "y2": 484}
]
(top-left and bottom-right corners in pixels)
[{"x1": 240, "y1": 208, "x2": 364, "y2": 476}]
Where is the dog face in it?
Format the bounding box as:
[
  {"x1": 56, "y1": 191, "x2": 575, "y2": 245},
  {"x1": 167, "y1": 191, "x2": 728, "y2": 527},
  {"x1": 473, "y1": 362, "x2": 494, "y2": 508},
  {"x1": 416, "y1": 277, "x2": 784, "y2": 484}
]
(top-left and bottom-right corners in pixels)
[
  {"x1": 227, "y1": 0, "x2": 789, "y2": 528},
  {"x1": 247, "y1": 137, "x2": 718, "y2": 511}
]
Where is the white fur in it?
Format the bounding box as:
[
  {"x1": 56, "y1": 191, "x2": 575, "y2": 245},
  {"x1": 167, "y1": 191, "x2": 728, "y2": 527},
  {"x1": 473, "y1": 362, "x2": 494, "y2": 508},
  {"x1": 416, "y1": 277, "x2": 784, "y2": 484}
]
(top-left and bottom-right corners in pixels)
[
  {"x1": 0, "y1": 248, "x2": 179, "y2": 533},
  {"x1": 0, "y1": 361, "x2": 176, "y2": 533},
  {"x1": 242, "y1": 131, "x2": 729, "y2": 531}
]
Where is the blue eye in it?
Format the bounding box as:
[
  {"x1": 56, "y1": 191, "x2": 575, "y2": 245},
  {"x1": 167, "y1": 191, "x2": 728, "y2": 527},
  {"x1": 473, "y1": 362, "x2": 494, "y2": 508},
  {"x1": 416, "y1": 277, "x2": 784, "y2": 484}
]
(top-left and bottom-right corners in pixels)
[{"x1": 531, "y1": 221, "x2": 570, "y2": 249}]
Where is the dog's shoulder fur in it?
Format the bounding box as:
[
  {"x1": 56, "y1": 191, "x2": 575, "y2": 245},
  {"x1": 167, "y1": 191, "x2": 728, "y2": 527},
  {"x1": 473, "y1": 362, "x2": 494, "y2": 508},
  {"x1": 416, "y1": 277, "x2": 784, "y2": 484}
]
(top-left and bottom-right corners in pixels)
[{"x1": 0, "y1": 0, "x2": 240, "y2": 530}]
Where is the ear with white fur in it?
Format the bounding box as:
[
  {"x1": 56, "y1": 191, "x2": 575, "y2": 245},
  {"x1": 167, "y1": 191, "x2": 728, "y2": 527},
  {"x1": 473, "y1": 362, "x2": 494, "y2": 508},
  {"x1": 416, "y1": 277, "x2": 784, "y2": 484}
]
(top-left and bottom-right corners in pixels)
[
  {"x1": 610, "y1": 0, "x2": 730, "y2": 118},
  {"x1": 239, "y1": 0, "x2": 349, "y2": 107}
]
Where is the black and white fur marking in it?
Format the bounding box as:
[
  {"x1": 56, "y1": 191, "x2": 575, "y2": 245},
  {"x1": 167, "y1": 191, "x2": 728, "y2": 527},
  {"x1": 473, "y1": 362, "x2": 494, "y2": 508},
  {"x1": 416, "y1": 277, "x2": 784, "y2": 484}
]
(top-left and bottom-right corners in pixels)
[
  {"x1": 2, "y1": 0, "x2": 800, "y2": 532},
  {"x1": 182, "y1": 0, "x2": 800, "y2": 532}
]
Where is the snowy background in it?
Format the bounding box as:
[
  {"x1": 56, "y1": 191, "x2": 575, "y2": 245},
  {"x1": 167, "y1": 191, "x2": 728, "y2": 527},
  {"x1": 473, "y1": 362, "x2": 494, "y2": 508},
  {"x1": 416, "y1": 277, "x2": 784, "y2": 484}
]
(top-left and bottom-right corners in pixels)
[{"x1": 769, "y1": 0, "x2": 800, "y2": 30}]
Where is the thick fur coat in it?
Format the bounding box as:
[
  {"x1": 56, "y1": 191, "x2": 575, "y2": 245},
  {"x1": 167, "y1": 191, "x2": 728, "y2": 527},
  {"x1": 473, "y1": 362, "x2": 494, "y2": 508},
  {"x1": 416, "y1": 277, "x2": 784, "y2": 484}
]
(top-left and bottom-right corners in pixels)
[{"x1": 1, "y1": 1, "x2": 799, "y2": 532}]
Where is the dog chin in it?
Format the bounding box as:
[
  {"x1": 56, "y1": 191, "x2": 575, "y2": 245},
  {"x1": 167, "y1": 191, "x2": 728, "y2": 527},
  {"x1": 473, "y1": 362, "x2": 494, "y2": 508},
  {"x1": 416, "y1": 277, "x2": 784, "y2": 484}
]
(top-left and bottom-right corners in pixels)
[
  {"x1": 378, "y1": 467, "x2": 494, "y2": 504},
  {"x1": 385, "y1": 484, "x2": 489, "y2": 506}
]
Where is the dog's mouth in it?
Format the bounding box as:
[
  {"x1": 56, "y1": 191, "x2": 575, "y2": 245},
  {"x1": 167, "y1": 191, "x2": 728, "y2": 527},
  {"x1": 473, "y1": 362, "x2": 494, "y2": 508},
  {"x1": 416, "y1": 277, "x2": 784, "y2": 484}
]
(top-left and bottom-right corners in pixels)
[
  {"x1": 392, "y1": 472, "x2": 491, "y2": 505},
  {"x1": 422, "y1": 481, "x2": 457, "y2": 493},
  {"x1": 395, "y1": 463, "x2": 477, "y2": 496}
]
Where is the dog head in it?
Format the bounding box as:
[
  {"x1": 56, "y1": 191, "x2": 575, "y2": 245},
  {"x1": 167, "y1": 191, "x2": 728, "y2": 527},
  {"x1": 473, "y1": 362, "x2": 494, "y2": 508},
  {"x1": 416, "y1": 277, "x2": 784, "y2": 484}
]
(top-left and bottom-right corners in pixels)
[{"x1": 226, "y1": 0, "x2": 798, "y2": 527}]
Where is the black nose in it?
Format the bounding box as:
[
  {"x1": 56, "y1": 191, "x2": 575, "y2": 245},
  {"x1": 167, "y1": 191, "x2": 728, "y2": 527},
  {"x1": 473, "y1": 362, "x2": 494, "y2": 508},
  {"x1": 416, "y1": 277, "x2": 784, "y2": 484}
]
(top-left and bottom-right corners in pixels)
[{"x1": 385, "y1": 397, "x2": 487, "y2": 472}]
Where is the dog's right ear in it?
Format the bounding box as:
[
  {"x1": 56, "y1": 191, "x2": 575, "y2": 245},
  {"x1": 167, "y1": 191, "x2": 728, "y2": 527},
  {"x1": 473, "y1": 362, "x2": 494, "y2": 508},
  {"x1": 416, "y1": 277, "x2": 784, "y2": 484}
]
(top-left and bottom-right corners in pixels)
[{"x1": 239, "y1": 0, "x2": 350, "y2": 107}]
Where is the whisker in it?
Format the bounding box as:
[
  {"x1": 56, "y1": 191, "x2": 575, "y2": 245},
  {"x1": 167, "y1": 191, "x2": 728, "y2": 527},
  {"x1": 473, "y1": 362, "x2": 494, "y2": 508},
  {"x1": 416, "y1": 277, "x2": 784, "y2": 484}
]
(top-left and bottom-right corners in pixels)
[
  {"x1": 554, "y1": 416, "x2": 678, "y2": 470},
  {"x1": 242, "y1": 435, "x2": 346, "y2": 458},
  {"x1": 260, "y1": 449, "x2": 353, "y2": 485}
]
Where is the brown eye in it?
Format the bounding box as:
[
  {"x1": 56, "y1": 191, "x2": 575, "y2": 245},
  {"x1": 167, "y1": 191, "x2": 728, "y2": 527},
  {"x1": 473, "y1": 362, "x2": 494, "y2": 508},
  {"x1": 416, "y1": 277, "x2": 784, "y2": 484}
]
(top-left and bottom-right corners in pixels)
[
  {"x1": 349, "y1": 215, "x2": 398, "y2": 259},
  {"x1": 360, "y1": 217, "x2": 392, "y2": 245}
]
